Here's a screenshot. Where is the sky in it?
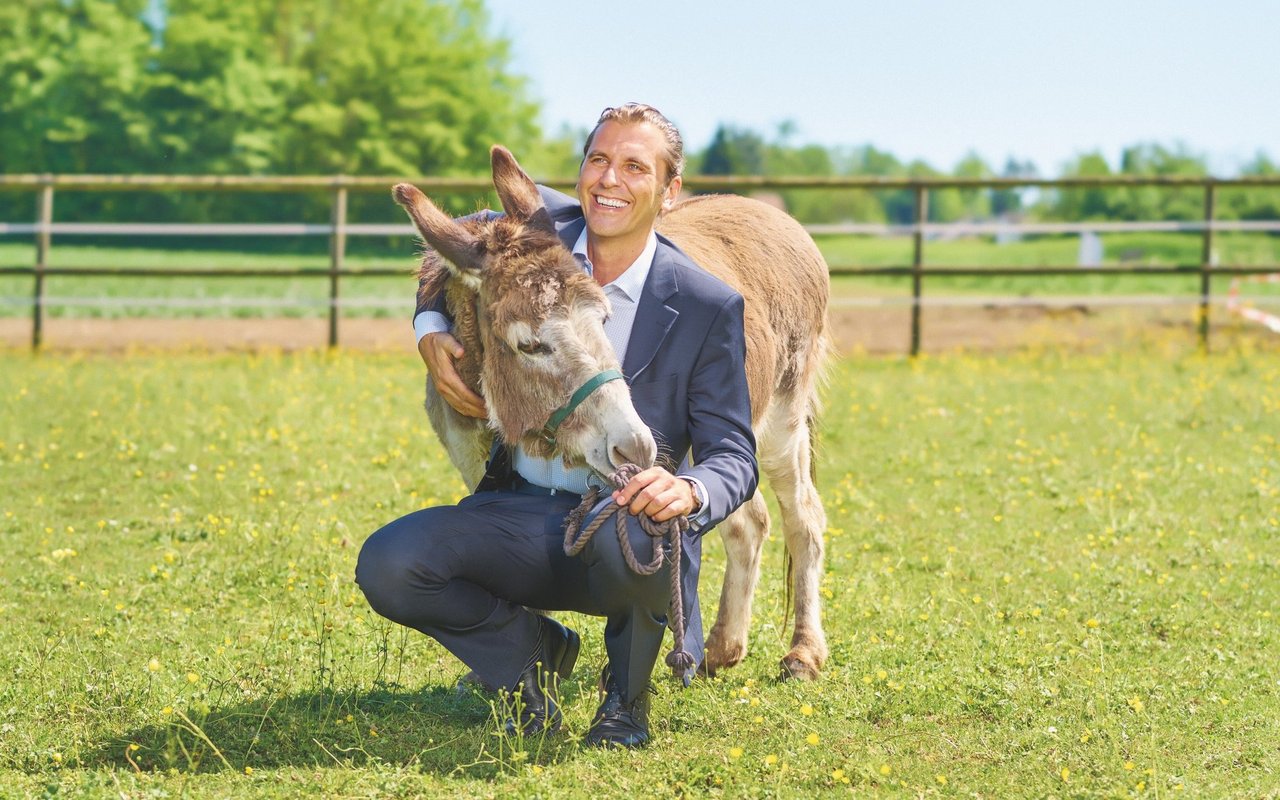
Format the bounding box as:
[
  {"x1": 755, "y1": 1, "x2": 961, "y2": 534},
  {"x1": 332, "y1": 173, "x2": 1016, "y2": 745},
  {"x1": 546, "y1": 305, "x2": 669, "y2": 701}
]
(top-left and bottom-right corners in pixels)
[{"x1": 481, "y1": 0, "x2": 1278, "y2": 176}]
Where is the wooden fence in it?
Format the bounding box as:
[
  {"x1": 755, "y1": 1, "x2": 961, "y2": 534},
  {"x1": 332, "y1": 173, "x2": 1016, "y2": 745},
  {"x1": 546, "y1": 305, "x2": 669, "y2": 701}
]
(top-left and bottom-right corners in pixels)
[{"x1": 2, "y1": 173, "x2": 1279, "y2": 354}]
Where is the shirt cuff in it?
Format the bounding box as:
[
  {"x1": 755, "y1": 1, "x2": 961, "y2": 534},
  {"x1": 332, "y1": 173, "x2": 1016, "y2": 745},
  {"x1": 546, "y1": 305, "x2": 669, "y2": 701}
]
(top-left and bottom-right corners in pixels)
[
  {"x1": 413, "y1": 310, "x2": 452, "y2": 344},
  {"x1": 682, "y1": 475, "x2": 711, "y2": 531}
]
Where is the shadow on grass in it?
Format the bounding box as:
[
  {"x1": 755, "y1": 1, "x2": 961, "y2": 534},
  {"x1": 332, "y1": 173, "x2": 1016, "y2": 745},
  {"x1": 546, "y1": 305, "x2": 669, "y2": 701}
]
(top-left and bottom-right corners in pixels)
[{"x1": 82, "y1": 681, "x2": 590, "y2": 777}]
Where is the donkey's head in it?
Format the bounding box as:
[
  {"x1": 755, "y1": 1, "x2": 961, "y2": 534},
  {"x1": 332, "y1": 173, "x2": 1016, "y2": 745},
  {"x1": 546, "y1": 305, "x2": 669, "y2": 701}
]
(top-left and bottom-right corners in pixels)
[{"x1": 394, "y1": 147, "x2": 656, "y2": 476}]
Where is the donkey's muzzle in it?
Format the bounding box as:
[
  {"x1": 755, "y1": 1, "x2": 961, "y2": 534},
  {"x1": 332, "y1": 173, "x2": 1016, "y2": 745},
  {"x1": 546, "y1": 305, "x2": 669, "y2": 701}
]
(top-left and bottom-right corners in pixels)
[{"x1": 610, "y1": 429, "x2": 657, "y2": 471}]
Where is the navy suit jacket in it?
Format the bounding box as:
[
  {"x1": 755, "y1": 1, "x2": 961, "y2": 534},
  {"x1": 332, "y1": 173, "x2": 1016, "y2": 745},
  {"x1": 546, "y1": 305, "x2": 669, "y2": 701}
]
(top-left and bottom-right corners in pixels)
[{"x1": 417, "y1": 186, "x2": 759, "y2": 666}]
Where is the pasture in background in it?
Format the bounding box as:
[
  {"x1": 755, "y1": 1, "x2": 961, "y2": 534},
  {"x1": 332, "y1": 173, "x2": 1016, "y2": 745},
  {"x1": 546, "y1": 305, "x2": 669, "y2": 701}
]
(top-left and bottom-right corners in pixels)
[{"x1": 2, "y1": 341, "x2": 1277, "y2": 797}]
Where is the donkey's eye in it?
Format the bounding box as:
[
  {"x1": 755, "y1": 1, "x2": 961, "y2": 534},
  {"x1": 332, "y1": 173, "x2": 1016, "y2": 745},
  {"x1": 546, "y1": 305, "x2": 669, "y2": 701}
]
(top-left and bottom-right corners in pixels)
[{"x1": 517, "y1": 340, "x2": 552, "y2": 356}]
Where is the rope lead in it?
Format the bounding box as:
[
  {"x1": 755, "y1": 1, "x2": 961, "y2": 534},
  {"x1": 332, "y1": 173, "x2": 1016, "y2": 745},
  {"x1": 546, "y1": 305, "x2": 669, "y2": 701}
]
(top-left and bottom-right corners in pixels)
[{"x1": 563, "y1": 463, "x2": 697, "y2": 678}]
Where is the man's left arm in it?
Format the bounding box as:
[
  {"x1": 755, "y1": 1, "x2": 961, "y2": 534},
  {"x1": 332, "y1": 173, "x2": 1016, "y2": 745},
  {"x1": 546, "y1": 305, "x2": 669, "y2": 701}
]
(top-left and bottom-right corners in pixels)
[
  {"x1": 677, "y1": 291, "x2": 758, "y2": 528},
  {"x1": 614, "y1": 292, "x2": 758, "y2": 527}
]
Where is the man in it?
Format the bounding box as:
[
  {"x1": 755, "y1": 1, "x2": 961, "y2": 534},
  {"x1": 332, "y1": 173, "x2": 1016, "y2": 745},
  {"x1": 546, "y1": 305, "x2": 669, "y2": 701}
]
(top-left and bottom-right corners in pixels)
[{"x1": 356, "y1": 104, "x2": 757, "y2": 748}]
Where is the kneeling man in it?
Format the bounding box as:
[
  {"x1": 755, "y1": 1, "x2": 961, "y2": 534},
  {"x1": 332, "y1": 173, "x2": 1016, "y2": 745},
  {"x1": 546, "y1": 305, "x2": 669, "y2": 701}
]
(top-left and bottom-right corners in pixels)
[{"x1": 357, "y1": 103, "x2": 757, "y2": 748}]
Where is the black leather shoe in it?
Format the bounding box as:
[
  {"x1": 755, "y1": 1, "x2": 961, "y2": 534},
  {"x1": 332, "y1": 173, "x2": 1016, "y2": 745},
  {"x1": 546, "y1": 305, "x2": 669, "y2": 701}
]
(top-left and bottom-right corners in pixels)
[
  {"x1": 584, "y1": 667, "x2": 651, "y2": 749},
  {"x1": 503, "y1": 617, "x2": 580, "y2": 736}
]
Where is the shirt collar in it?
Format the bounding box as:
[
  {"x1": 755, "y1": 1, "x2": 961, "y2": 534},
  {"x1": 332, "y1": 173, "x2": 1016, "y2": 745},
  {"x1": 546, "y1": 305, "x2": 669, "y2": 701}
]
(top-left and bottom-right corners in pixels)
[{"x1": 571, "y1": 227, "x2": 657, "y2": 303}]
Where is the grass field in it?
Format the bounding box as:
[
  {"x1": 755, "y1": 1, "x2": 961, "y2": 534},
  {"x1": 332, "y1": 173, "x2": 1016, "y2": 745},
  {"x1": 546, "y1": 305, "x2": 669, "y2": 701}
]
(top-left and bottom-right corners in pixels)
[
  {"x1": 3, "y1": 231, "x2": 1278, "y2": 319},
  {"x1": 2, "y1": 336, "x2": 1278, "y2": 797}
]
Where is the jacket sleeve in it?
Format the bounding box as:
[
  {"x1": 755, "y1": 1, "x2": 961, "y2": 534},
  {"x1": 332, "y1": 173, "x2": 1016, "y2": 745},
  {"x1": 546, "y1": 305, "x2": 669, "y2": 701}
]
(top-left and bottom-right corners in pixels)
[{"x1": 679, "y1": 292, "x2": 759, "y2": 530}]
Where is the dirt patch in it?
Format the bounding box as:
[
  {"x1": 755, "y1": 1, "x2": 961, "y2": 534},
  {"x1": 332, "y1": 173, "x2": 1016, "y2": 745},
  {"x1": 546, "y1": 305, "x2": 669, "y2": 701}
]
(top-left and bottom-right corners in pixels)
[{"x1": 1, "y1": 302, "x2": 1272, "y2": 356}]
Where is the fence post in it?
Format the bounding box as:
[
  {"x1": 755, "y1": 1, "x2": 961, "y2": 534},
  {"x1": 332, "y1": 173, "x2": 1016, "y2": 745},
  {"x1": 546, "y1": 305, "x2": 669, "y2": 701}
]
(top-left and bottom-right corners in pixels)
[
  {"x1": 1198, "y1": 183, "x2": 1216, "y2": 352},
  {"x1": 910, "y1": 185, "x2": 928, "y2": 356},
  {"x1": 328, "y1": 184, "x2": 348, "y2": 348},
  {"x1": 33, "y1": 180, "x2": 53, "y2": 350}
]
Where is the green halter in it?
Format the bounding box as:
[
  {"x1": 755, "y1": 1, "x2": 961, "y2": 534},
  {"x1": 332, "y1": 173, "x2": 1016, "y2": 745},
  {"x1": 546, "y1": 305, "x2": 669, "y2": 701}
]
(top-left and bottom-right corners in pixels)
[{"x1": 538, "y1": 369, "x2": 625, "y2": 448}]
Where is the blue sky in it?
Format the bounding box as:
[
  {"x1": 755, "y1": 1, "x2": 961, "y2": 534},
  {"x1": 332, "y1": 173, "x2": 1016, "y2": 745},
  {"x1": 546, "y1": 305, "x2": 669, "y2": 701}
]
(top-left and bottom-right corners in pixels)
[{"x1": 482, "y1": 0, "x2": 1277, "y2": 176}]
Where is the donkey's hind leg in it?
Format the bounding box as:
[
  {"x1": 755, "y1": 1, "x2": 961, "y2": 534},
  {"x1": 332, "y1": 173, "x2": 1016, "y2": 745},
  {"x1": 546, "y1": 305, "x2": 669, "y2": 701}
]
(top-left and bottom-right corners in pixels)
[
  {"x1": 760, "y1": 396, "x2": 828, "y2": 681},
  {"x1": 701, "y1": 490, "x2": 770, "y2": 676}
]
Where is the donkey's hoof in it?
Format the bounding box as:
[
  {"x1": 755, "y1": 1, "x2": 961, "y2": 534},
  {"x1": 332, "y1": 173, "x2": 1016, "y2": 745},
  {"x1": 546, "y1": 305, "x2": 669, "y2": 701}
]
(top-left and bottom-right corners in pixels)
[
  {"x1": 777, "y1": 654, "x2": 822, "y2": 681},
  {"x1": 701, "y1": 638, "x2": 746, "y2": 677}
]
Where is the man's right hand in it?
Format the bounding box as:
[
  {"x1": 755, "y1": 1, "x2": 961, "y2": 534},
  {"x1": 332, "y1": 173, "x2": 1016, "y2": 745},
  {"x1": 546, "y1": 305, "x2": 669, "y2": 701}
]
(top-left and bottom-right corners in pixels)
[{"x1": 418, "y1": 332, "x2": 487, "y2": 418}]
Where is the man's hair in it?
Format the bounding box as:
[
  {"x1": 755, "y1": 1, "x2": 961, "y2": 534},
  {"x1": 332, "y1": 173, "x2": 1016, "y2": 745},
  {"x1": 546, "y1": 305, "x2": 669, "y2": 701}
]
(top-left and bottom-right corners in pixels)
[{"x1": 582, "y1": 103, "x2": 685, "y2": 185}]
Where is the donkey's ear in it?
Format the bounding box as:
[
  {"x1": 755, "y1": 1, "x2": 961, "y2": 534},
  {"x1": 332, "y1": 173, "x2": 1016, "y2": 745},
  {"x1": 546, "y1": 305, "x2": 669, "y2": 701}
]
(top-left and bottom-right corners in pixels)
[
  {"x1": 491, "y1": 146, "x2": 552, "y2": 232},
  {"x1": 393, "y1": 183, "x2": 484, "y2": 278}
]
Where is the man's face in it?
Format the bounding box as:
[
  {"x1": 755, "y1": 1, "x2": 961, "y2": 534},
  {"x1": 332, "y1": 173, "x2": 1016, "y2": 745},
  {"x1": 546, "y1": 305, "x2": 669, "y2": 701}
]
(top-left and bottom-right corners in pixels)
[{"x1": 577, "y1": 121, "x2": 681, "y2": 246}]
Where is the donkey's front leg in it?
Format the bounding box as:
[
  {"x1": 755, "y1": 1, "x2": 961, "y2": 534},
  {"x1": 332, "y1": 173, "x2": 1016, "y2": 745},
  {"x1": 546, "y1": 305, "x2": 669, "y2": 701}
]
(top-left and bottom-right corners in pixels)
[{"x1": 702, "y1": 491, "x2": 770, "y2": 676}]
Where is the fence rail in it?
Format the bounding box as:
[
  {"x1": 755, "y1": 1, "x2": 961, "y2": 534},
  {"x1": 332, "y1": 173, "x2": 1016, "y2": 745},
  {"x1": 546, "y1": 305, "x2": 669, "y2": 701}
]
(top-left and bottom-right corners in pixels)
[{"x1": 3, "y1": 173, "x2": 1279, "y2": 354}]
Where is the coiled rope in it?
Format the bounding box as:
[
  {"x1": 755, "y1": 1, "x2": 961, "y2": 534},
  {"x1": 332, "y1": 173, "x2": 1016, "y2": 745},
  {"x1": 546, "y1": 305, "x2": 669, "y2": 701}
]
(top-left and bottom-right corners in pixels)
[{"x1": 562, "y1": 463, "x2": 697, "y2": 677}]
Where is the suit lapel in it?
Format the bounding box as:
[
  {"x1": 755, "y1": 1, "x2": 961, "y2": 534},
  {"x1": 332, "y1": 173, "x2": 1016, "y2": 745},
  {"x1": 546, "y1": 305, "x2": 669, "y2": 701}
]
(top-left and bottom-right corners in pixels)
[
  {"x1": 555, "y1": 217, "x2": 585, "y2": 250},
  {"x1": 622, "y1": 244, "x2": 680, "y2": 380}
]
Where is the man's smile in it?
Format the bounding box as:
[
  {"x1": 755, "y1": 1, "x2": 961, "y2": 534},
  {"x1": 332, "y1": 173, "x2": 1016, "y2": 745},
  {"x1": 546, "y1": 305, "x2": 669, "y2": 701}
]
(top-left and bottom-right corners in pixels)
[{"x1": 594, "y1": 195, "x2": 630, "y2": 209}]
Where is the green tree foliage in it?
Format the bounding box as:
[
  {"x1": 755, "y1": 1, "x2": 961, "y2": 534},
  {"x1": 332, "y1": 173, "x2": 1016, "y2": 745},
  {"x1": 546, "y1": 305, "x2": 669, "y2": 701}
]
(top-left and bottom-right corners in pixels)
[
  {"x1": 699, "y1": 125, "x2": 766, "y2": 176},
  {"x1": 992, "y1": 157, "x2": 1037, "y2": 217},
  {"x1": 949, "y1": 152, "x2": 994, "y2": 220},
  {"x1": 1044, "y1": 144, "x2": 1210, "y2": 222},
  {"x1": 0, "y1": 0, "x2": 154, "y2": 174},
  {"x1": 1114, "y1": 143, "x2": 1207, "y2": 221},
  {"x1": 1221, "y1": 153, "x2": 1280, "y2": 222},
  {"x1": 847, "y1": 145, "x2": 911, "y2": 224},
  {"x1": 1049, "y1": 150, "x2": 1118, "y2": 221},
  {"x1": 0, "y1": 0, "x2": 538, "y2": 226}
]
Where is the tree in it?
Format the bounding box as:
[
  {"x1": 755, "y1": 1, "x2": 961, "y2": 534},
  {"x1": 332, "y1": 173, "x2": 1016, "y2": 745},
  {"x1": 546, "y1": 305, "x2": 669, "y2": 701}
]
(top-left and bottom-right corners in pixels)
[
  {"x1": 0, "y1": 1, "x2": 155, "y2": 173},
  {"x1": 1048, "y1": 151, "x2": 1117, "y2": 221},
  {"x1": 992, "y1": 157, "x2": 1037, "y2": 217},
  {"x1": 0, "y1": 0, "x2": 541, "y2": 226},
  {"x1": 948, "y1": 152, "x2": 994, "y2": 220},
  {"x1": 1113, "y1": 142, "x2": 1207, "y2": 221},
  {"x1": 849, "y1": 145, "x2": 912, "y2": 224},
  {"x1": 699, "y1": 125, "x2": 765, "y2": 176}
]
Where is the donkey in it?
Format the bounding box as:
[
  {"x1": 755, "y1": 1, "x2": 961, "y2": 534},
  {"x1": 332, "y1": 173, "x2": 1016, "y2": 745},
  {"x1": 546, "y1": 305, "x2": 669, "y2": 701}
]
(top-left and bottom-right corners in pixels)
[{"x1": 394, "y1": 146, "x2": 830, "y2": 680}]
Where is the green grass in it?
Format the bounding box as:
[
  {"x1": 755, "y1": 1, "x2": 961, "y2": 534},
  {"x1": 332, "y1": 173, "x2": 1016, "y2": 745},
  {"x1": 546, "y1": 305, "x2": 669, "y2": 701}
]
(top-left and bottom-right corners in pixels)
[
  {"x1": 2, "y1": 336, "x2": 1279, "y2": 797},
  {"x1": 3, "y1": 232, "x2": 1278, "y2": 318}
]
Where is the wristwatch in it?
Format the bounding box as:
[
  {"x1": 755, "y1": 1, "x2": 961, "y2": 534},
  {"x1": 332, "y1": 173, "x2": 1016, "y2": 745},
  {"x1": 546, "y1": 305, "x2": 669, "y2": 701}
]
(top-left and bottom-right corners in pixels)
[{"x1": 681, "y1": 477, "x2": 703, "y2": 513}]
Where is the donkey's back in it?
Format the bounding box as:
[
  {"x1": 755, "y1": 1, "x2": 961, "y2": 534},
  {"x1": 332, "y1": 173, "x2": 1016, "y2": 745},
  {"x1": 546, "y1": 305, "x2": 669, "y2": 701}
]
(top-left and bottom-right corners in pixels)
[{"x1": 658, "y1": 194, "x2": 830, "y2": 422}]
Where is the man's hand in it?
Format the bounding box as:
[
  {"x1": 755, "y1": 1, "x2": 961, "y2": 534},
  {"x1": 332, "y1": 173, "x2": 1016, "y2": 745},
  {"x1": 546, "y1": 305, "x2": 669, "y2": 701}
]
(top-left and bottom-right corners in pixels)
[
  {"x1": 418, "y1": 332, "x2": 487, "y2": 418},
  {"x1": 612, "y1": 466, "x2": 702, "y2": 523}
]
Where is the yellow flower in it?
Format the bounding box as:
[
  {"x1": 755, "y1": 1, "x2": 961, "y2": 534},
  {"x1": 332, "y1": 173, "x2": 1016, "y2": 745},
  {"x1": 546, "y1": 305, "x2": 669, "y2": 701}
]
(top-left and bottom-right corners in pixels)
[
  {"x1": 800, "y1": 703, "x2": 814, "y2": 716},
  {"x1": 1086, "y1": 618, "x2": 1100, "y2": 628},
  {"x1": 1124, "y1": 761, "x2": 1136, "y2": 771},
  {"x1": 1128, "y1": 696, "x2": 1145, "y2": 713},
  {"x1": 936, "y1": 774, "x2": 947, "y2": 785},
  {"x1": 146, "y1": 658, "x2": 161, "y2": 673},
  {"x1": 879, "y1": 764, "x2": 892, "y2": 776},
  {"x1": 832, "y1": 768, "x2": 846, "y2": 780},
  {"x1": 244, "y1": 766, "x2": 253, "y2": 775},
  {"x1": 186, "y1": 672, "x2": 200, "y2": 684},
  {"x1": 728, "y1": 747, "x2": 743, "y2": 759},
  {"x1": 764, "y1": 754, "x2": 778, "y2": 766},
  {"x1": 806, "y1": 733, "x2": 820, "y2": 746},
  {"x1": 1060, "y1": 767, "x2": 1070, "y2": 781}
]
